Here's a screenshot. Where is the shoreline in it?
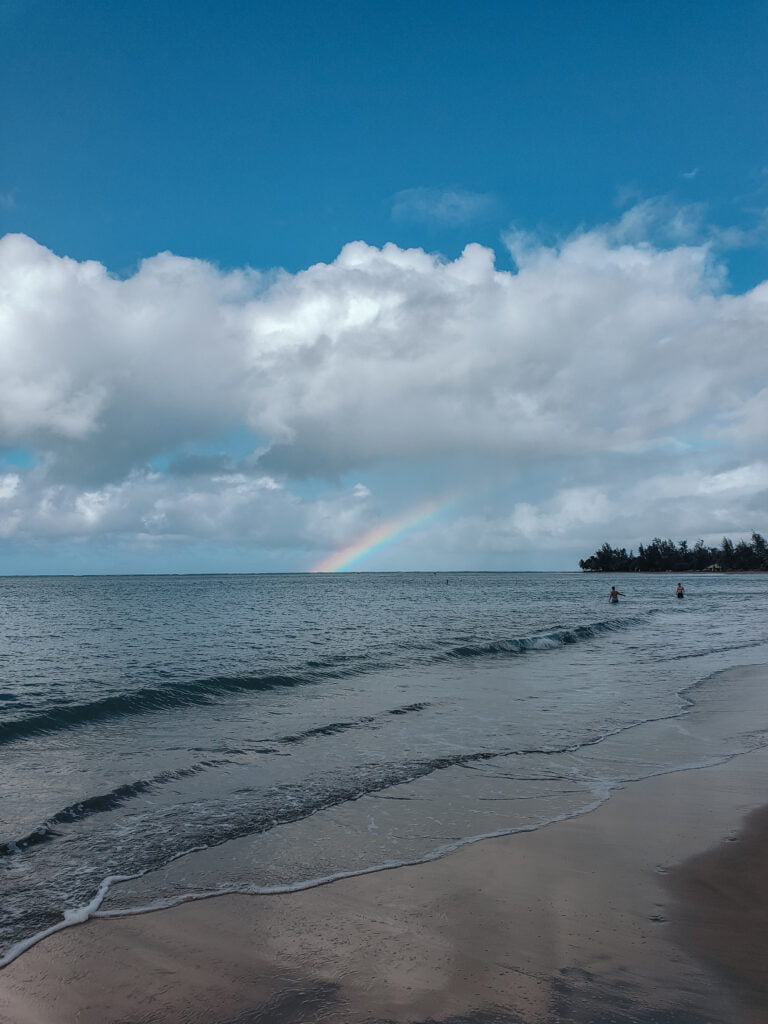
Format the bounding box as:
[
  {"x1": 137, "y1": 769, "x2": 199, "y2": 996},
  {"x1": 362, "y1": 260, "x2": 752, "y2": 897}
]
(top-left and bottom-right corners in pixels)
[
  {"x1": 0, "y1": 659, "x2": 751, "y2": 976},
  {"x1": 3, "y1": 734, "x2": 768, "y2": 1021}
]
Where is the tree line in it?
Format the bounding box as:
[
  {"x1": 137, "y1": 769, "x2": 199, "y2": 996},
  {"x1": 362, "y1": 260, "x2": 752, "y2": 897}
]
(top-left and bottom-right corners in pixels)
[{"x1": 578, "y1": 533, "x2": 768, "y2": 572}]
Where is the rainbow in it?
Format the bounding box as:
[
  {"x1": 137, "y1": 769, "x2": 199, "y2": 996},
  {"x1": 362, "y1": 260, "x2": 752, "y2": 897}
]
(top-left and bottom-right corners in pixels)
[{"x1": 311, "y1": 497, "x2": 453, "y2": 572}]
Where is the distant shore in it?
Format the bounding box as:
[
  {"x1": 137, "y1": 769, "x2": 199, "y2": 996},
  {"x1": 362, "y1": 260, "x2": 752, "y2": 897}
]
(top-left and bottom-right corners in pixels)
[
  {"x1": 580, "y1": 568, "x2": 768, "y2": 573},
  {"x1": 2, "y1": 665, "x2": 767, "y2": 1024},
  {"x1": 579, "y1": 534, "x2": 768, "y2": 573}
]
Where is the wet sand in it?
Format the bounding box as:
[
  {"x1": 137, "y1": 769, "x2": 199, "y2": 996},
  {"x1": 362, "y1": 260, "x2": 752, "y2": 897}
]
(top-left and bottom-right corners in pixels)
[{"x1": 2, "y1": 746, "x2": 768, "y2": 1023}]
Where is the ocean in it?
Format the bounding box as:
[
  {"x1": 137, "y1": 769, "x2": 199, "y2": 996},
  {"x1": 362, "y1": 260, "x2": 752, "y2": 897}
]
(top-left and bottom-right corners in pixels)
[{"x1": 2, "y1": 570, "x2": 768, "y2": 966}]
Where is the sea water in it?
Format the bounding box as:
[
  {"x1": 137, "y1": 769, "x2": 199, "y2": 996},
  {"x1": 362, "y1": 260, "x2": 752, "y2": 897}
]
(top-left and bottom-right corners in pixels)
[{"x1": 2, "y1": 571, "x2": 768, "y2": 964}]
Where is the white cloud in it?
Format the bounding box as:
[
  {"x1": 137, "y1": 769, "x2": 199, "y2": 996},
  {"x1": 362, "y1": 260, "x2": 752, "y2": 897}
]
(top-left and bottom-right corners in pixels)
[
  {"x1": 636, "y1": 463, "x2": 768, "y2": 501},
  {"x1": 1, "y1": 213, "x2": 767, "y2": 563},
  {"x1": 509, "y1": 487, "x2": 616, "y2": 539},
  {"x1": 0, "y1": 468, "x2": 379, "y2": 552},
  {"x1": 0, "y1": 473, "x2": 19, "y2": 500},
  {"x1": 438, "y1": 460, "x2": 768, "y2": 561},
  {"x1": 452, "y1": 463, "x2": 768, "y2": 554},
  {"x1": 719, "y1": 385, "x2": 768, "y2": 440},
  {"x1": 391, "y1": 187, "x2": 496, "y2": 226}
]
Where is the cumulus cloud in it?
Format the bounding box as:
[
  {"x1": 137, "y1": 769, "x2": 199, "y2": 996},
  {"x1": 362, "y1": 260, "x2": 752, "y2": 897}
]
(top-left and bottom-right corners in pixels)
[
  {"x1": 448, "y1": 463, "x2": 768, "y2": 555},
  {"x1": 1, "y1": 215, "x2": 767, "y2": 562},
  {"x1": 250, "y1": 230, "x2": 764, "y2": 478},
  {"x1": 0, "y1": 235, "x2": 266, "y2": 481},
  {"x1": 0, "y1": 465, "x2": 378, "y2": 552}
]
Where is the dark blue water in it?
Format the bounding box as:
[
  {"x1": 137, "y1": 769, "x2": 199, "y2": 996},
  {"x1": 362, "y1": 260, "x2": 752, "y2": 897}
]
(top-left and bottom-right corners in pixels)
[{"x1": 2, "y1": 571, "x2": 768, "y2": 965}]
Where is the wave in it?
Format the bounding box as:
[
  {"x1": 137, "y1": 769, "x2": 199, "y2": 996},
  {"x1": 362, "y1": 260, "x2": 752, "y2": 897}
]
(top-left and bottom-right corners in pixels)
[
  {"x1": 0, "y1": 719, "x2": 614, "y2": 865},
  {"x1": 436, "y1": 615, "x2": 651, "y2": 661},
  {"x1": 667, "y1": 637, "x2": 768, "y2": 662},
  {"x1": 279, "y1": 701, "x2": 431, "y2": 745},
  {"x1": 0, "y1": 742, "x2": 557, "y2": 865},
  {"x1": 279, "y1": 717, "x2": 375, "y2": 744},
  {"x1": 387, "y1": 701, "x2": 430, "y2": 715},
  {"x1": 0, "y1": 672, "x2": 316, "y2": 747},
  {"x1": 0, "y1": 759, "x2": 232, "y2": 856},
  {"x1": 0, "y1": 615, "x2": 651, "y2": 747},
  {"x1": 1, "y1": 702, "x2": 435, "y2": 855}
]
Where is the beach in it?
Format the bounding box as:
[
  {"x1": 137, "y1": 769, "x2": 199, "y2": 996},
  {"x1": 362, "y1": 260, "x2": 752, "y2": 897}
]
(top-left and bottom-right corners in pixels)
[
  {"x1": 2, "y1": 719, "x2": 767, "y2": 1023},
  {"x1": 3, "y1": 574, "x2": 768, "y2": 1023}
]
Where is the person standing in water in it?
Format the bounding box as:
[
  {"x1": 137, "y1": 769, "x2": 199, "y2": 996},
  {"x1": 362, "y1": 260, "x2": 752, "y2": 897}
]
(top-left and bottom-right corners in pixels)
[
  {"x1": 676, "y1": 583, "x2": 685, "y2": 598},
  {"x1": 609, "y1": 586, "x2": 624, "y2": 603}
]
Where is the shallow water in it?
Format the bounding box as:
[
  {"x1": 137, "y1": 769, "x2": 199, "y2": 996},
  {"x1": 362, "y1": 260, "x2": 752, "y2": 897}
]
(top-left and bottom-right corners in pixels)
[{"x1": 1, "y1": 571, "x2": 768, "y2": 963}]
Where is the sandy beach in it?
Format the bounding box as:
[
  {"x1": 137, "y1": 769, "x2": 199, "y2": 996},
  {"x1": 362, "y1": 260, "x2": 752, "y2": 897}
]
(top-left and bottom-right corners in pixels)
[{"x1": 2, "y1": 735, "x2": 768, "y2": 1023}]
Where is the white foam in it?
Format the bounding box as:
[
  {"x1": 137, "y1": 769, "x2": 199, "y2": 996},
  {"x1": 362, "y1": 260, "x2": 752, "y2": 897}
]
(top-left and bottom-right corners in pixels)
[
  {"x1": 0, "y1": 787, "x2": 616, "y2": 969},
  {"x1": 0, "y1": 871, "x2": 139, "y2": 968}
]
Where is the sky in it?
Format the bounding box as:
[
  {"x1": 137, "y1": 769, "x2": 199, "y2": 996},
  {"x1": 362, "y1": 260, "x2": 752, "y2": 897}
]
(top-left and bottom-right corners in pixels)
[{"x1": 1, "y1": 0, "x2": 767, "y2": 574}]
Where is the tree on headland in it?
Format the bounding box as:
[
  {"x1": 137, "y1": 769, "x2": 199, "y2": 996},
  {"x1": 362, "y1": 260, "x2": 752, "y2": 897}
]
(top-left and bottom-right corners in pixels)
[
  {"x1": 751, "y1": 531, "x2": 768, "y2": 564},
  {"x1": 578, "y1": 533, "x2": 768, "y2": 572},
  {"x1": 720, "y1": 537, "x2": 734, "y2": 569}
]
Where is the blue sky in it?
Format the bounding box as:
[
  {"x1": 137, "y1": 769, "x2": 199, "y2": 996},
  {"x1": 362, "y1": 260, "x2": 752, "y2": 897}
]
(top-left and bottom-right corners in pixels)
[{"x1": 1, "y1": 0, "x2": 767, "y2": 573}]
